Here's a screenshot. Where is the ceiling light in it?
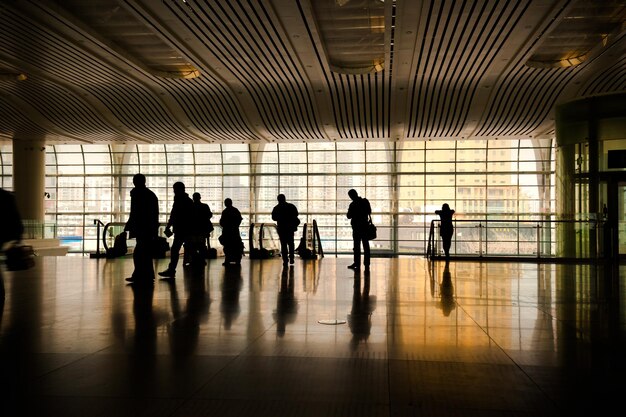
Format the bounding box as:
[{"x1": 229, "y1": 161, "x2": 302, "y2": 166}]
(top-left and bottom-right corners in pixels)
[{"x1": 0, "y1": 73, "x2": 27, "y2": 81}]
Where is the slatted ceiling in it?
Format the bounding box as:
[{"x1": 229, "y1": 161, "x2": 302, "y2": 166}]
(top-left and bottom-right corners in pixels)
[
  {"x1": 582, "y1": 54, "x2": 626, "y2": 95},
  {"x1": 1, "y1": 0, "x2": 626, "y2": 143},
  {"x1": 0, "y1": 99, "x2": 51, "y2": 140},
  {"x1": 162, "y1": 79, "x2": 260, "y2": 142},
  {"x1": 2, "y1": 5, "x2": 194, "y2": 143},
  {"x1": 519, "y1": 70, "x2": 573, "y2": 135},
  {"x1": 472, "y1": 8, "x2": 561, "y2": 137},
  {"x1": 2, "y1": 78, "x2": 109, "y2": 141},
  {"x1": 326, "y1": 58, "x2": 389, "y2": 140},
  {"x1": 261, "y1": 7, "x2": 324, "y2": 141},
  {"x1": 165, "y1": 0, "x2": 322, "y2": 141},
  {"x1": 476, "y1": 53, "x2": 580, "y2": 136},
  {"x1": 253, "y1": 3, "x2": 319, "y2": 140},
  {"x1": 463, "y1": 0, "x2": 532, "y2": 137},
  {"x1": 444, "y1": 1, "x2": 525, "y2": 137}
]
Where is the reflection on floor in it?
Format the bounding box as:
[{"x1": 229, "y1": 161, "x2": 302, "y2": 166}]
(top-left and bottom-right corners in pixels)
[{"x1": 1, "y1": 256, "x2": 624, "y2": 416}]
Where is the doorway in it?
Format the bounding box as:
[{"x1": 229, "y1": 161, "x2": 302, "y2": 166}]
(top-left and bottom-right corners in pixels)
[{"x1": 602, "y1": 178, "x2": 626, "y2": 260}]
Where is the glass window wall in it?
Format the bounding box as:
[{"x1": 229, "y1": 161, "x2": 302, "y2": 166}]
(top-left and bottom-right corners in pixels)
[{"x1": 0, "y1": 140, "x2": 555, "y2": 256}]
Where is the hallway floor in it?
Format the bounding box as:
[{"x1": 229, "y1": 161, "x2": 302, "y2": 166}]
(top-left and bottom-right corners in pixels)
[{"x1": 1, "y1": 255, "x2": 625, "y2": 416}]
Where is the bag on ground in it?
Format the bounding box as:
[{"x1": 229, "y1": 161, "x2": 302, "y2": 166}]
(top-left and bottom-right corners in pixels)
[{"x1": 5, "y1": 243, "x2": 36, "y2": 271}]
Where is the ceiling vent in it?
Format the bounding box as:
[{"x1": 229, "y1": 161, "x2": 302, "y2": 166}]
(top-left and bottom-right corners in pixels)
[
  {"x1": 311, "y1": 0, "x2": 386, "y2": 74},
  {"x1": 52, "y1": 0, "x2": 200, "y2": 78},
  {"x1": 527, "y1": 1, "x2": 626, "y2": 68}
]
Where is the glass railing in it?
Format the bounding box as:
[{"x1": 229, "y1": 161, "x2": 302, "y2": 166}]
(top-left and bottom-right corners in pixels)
[
  {"x1": 425, "y1": 218, "x2": 601, "y2": 260},
  {"x1": 86, "y1": 218, "x2": 602, "y2": 261},
  {"x1": 21, "y1": 220, "x2": 58, "y2": 240}
]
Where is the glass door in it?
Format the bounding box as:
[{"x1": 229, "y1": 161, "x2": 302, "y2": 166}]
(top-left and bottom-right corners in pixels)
[{"x1": 619, "y1": 184, "x2": 626, "y2": 257}]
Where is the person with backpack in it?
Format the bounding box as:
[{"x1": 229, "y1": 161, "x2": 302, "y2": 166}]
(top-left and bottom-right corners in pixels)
[
  {"x1": 271, "y1": 194, "x2": 300, "y2": 266},
  {"x1": 188, "y1": 192, "x2": 213, "y2": 266},
  {"x1": 219, "y1": 198, "x2": 244, "y2": 266}
]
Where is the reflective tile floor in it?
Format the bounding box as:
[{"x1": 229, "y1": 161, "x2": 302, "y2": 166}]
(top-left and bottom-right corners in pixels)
[{"x1": 1, "y1": 255, "x2": 625, "y2": 416}]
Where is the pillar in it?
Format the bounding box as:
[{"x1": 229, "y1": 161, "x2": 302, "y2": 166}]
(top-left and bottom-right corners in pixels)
[{"x1": 12, "y1": 138, "x2": 46, "y2": 223}]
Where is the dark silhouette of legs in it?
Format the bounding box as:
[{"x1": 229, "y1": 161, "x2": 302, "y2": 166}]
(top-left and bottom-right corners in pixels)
[
  {"x1": 160, "y1": 235, "x2": 184, "y2": 277},
  {"x1": 279, "y1": 231, "x2": 295, "y2": 264},
  {"x1": 128, "y1": 236, "x2": 154, "y2": 284}
]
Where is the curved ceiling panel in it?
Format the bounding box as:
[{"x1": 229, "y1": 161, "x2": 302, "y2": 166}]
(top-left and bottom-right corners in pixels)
[{"x1": 0, "y1": 0, "x2": 624, "y2": 144}]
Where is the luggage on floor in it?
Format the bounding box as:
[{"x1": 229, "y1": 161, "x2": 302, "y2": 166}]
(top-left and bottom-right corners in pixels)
[
  {"x1": 5, "y1": 243, "x2": 36, "y2": 271},
  {"x1": 153, "y1": 236, "x2": 170, "y2": 259}
]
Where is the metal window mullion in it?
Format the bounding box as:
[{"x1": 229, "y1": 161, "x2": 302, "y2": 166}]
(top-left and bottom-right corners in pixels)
[
  {"x1": 454, "y1": 141, "x2": 458, "y2": 256},
  {"x1": 484, "y1": 146, "x2": 488, "y2": 256},
  {"x1": 81, "y1": 144, "x2": 86, "y2": 253},
  {"x1": 248, "y1": 143, "x2": 254, "y2": 226},
  {"x1": 517, "y1": 140, "x2": 521, "y2": 256},
  {"x1": 335, "y1": 143, "x2": 338, "y2": 256},
  {"x1": 391, "y1": 142, "x2": 399, "y2": 254},
  {"x1": 306, "y1": 142, "x2": 310, "y2": 225},
  {"x1": 53, "y1": 145, "x2": 59, "y2": 239}
]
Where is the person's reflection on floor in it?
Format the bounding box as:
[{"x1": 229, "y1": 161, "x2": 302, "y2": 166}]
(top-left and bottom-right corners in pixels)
[
  {"x1": 439, "y1": 260, "x2": 455, "y2": 316},
  {"x1": 131, "y1": 284, "x2": 157, "y2": 356},
  {"x1": 168, "y1": 267, "x2": 211, "y2": 357},
  {"x1": 347, "y1": 269, "x2": 376, "y2": 350},
  {"x1": 129, "y1": 284, "x2": 157, "y2": 397},
  {"x1": 220, "y1": 264, "x2": 242, "y2": 330},
  {"x1": 273, "y1": 265, "x2": 298, "y2": 336},
  {"x1": 0, "y1": 268, "x2": 4, "y2": 323}
]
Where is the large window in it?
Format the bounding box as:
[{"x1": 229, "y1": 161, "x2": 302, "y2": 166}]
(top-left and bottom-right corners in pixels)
[{"x1": 0, "y1": 140, "x2": 555, "y2": 255}]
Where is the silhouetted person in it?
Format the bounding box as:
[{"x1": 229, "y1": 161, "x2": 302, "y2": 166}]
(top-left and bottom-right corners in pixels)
[
  {"x1": 0, "y1": 188, "x2": 24, "y2": 250},
  {"x1": 188, "y1": 192, "x2": 213, "y2": 266},
  {"x1": 159, "y1": 182, "x2": 193, "y2": 279},
  {"x1": 273, "y1": 266, "x2": 298, "y2": 336},
  {"x1": 347, "y1": 270, "x2": 376, "y2": 350},
  {"x1": 219, "y1": 198, "x2": 244, "y2": 266},
  {"x1": 347, "y1": 189, "x2": 371, "y2": 271},
  {"x1": 271, "y1": 194, "x2": 300, "y2": 266},
  {"x1": 435, "y1": 203, "x2": 455, "y2": 259},
  {"x1": 124, "y1": 174, "x2": 159, "y2": 286},
  {"x1": 439, "y1": 261, "x2": 455, "y2": 316}
]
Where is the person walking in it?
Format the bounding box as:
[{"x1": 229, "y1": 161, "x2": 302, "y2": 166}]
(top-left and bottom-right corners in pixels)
[
  {"x1": 271, "y1": 194, "x2": 300, "y2": 266},
  {"x1": 189, "y1": 192, "x2": 213, "y2": 266},
  {"x1": 124, "y1": 173, "x2": 159, "y2": 286},
  {"x1": 219, "y1": 198, "x2": 244, "y2": 266},
  {"x1": 435, "y1": 203, "x2": 455, "y2": 259},
  {"x1": 158, "y1": 181, "x2": 193, "y2": 279},
  {"x1": 346, "y1": 189, "x2": 371, "y2": 271}
]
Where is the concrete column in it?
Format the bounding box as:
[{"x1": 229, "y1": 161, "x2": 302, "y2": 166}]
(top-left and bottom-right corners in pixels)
[{"x1": 13, "y1": 138, "x2": 46, "y2": 222}]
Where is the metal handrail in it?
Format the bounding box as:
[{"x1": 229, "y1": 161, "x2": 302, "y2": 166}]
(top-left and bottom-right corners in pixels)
[
  {"x1": 99, "y1": 221, "x2": 190, "y2": 253},
  {"x1": 248, "y1": 223, "x2": 280, "y2": 258},
  {"x1": 93, "y1": 219, "x2": 105, "y2": 257},
  {"x1": 312, "y1": 220, "x2": 324, "y2": 258}
]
